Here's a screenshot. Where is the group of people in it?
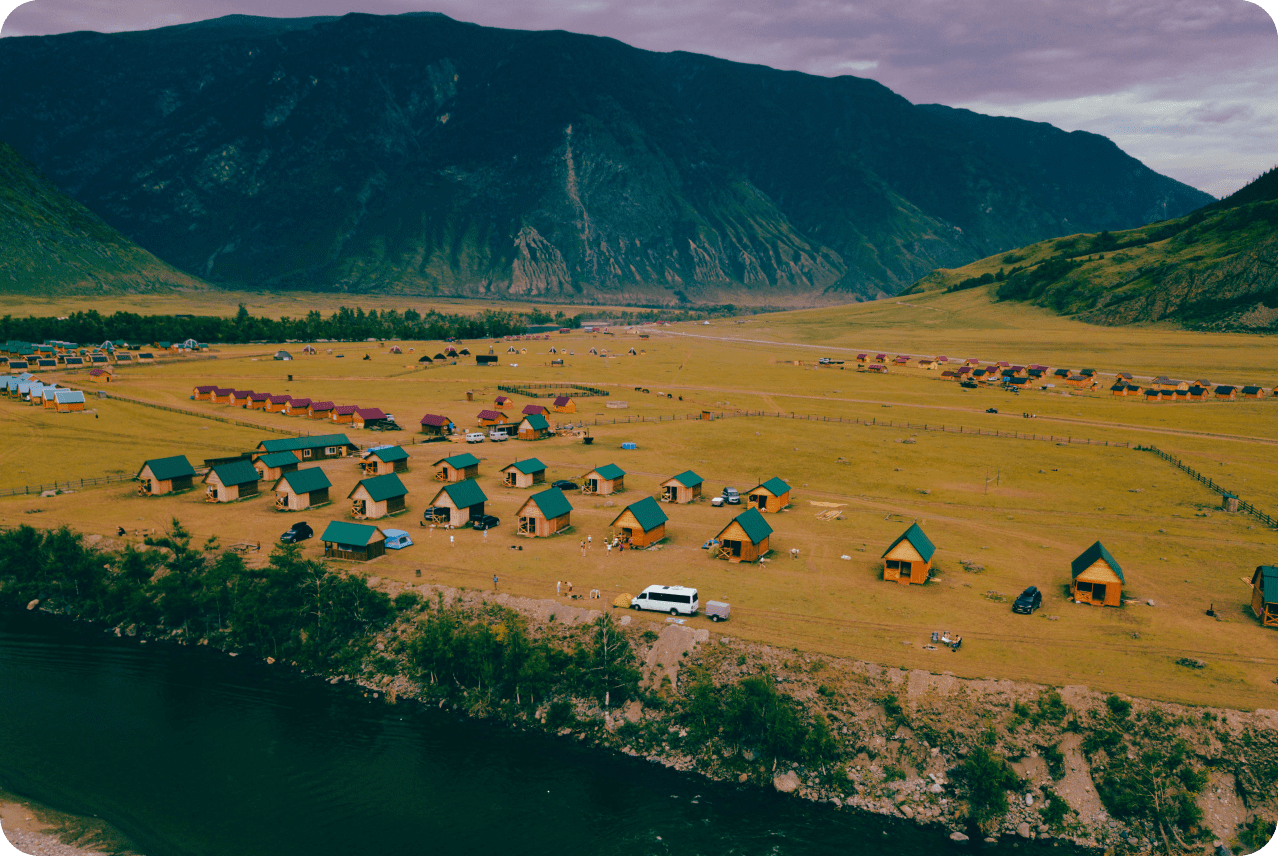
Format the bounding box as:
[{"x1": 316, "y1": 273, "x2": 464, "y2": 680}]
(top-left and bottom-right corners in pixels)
[{"x1": 555, "y1": 580, "x2": 601, "y2": 600}]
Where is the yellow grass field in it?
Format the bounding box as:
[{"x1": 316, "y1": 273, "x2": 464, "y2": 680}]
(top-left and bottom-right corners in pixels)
[{"x1": 3, "y1": 294, "x2": 1277, "y2": 711}]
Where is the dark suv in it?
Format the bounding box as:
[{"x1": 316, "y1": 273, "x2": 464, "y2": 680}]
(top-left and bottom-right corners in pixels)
[
  {"x1": 471, "y1": 514, "x2": 501, "y2": 531},
  {"x1": 551, "y1": 480, "x2": 578, "y2": 491},
  {"x1": 279, "y1": 521, "x2": 313, "y2": 544},
  {"x1": 1012, "y1": 586, "x2": 1042, "y2": 614}
]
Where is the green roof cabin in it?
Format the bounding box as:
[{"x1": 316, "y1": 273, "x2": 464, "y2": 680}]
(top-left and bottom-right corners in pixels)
[
  {"x1": 610, "y1": 495, "x2": 669, "y2": 547},
  {"x1": 255, "y1": 434, "x2": 356, "y2": 461},
  {"x1": 1250, "y1": 566, "x2": 1277, "y2": 628},
  {"x1": 515, "y1": 487, "x2": 573, "y2": 537},
  {"x1": 426, "y1": 479, "x2": 488, "y2": 527},
  {"x1": 501, "y1": 458, "x2": 547, "y2": 488},
  {"x1": 348, "y1": 473, "x2": 409, "y2": 519},
  {"x1": 433, "y1": 452, "x2": 480, "y2": 483},
  {"x1": 582, "y1": 463, "x2": 625, "y2": 496},
  {"x1": 660, "y1": 470, "x2": 703, "y2": 504},
  {"x1": 321, "y1": 521, "x2": 386, "y2": 561},
  {"x1": 253, "y1": 450, "x2": 301, "y2": 481},
  {"x1": 273, "y1": 468, "x2": 333, "y2": 512},
  {"x1": 203, "y1": 459, "x2": 261, "y2": 503},
  {"x1": 713, "y1": 507, "x2": 773, "y2": 563},
  {"x1": 517, "y1": 413, "x2": 551, "y2": 440},
  {"x1": 747, "y1": 477, "x2": 791, "y2": 513},
  {"x1": 361, "y1": 445, "x2": 409, "y2": 476},
  {"x1": 136, "y1": 455, "x2": 196, "y2": 496},
  {"x1": 882, "y1": 522, "x2": 935, "y2": 585},
  {"x1": 1070, "y1": 541, "x2": 1124, "y2": 607}
]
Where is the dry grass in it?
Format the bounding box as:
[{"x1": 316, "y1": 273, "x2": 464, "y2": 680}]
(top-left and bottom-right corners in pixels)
[{"x1": 4, "y1": 310, "x2": 1278, "y2": 711}]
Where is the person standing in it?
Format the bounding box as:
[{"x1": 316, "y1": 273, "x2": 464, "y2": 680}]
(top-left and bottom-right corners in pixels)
[
  {"x1": 587, "y1": 535, "x2": 592, "y2": 549},
  {"x1": 556, "y1": 580, "x2": 562, "y2": 596},
  {"x1": 450, "y1": 534, "x2": 455, "y2": 548},
  {"x1": 492, "y1": 574, "x2": 498, "y2": 590}
]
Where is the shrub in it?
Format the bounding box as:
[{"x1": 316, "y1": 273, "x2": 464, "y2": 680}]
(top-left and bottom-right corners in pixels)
[
  {"x1": 960, "y1": 747, "x2": 1022, "y2": 825},
  {"x1": 1039, "y1": 788, "x2": 1071, "y2": 828},
  {"x1": 883, "y1": 765, "x2": 907, "y2": 783},
  {"x1": 1105, "y1": 694, "x2": 1132, "y2": 718},
  {"x1": 1032, "y1": 690, "x2": 1068, "y2": 725},
  {"x1": 545, "y1": 700, "x2": 576, "y2": 729},
  {"x1": 1041, "y1": 743, "x2": 1065, "y2": 779},
  {"x1": 394, "y1": 591, "x2": 421, "y2": 611}
]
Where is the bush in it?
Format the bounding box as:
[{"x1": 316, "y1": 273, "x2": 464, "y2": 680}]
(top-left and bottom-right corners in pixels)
[
  {"x1": 1041, "y1": 743, "x2": 1065, "y2": 780},
  {"x1": 1105, "y1": 694, "x2": 1132, "y2": 718},
  {"x1": 960, "y1": 747, "x2": 1022, "y2": 825},
  {"x1": 394, "y1": 591, "x2": 421, "y2": 611},
  {"x1": 1032, "y1": 690, "x2": 1068, "y2": 725},
  {"x1": 545, "y1": 700, "x2": 576, "y2": 729},
  {"x1": 1039, "y1": 788, "x2": 1071, "y2": 828},
  {"x1": 1239, "y1": 815, "x2": 1276, "y2": 852}
]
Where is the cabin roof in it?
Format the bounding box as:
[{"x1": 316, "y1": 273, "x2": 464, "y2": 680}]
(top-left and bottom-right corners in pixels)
[
  {"x1": 333, "y1": 404, "x2": 360, "y2": 415},
  {"x1": 590, "y1": 463, "x2": 626, "y2": 480},
  {"x1": 1215, "y1": 386, "x2": 1235, "y2": 394},
  {"x1": 435, "y1": 452, "x2": 480, "y2": 469},
  {"x1": 269, "y1": 395, "x2": 292, "y2": 404},
  {"x1": 1071, "y1": 541, "x2": 1124, "y2": 583},
  {"x1": 521, "y1": 413, "x2": 550, "y2": 431},
  {"x1": 441, "y1": 478, "x2": 488, "y2": 509},
  {"x1": 279, "y1": 467, "x2": 332, "y2": 494},
  {"x1": 139, "y1": 455, "x2": 195, "y2": 481},
  {"x1": 369, "y1": 445, "x2": 409, "y2": 463},
  {"x1": 208, "y1": 459, "x2": 260, "y2": 487},
  {"x1": 528, "y1": 487, "x2": 573, "y2": 519},
  {"x1": 1255, "y1": 566, "x2": 1278, "y2": 605},
  {"x1": 722, "y1": 507, "x2": 773, "y2": 544},
  {"x1": 505, "y1": 458, "x2": 547, "y2": 475},
  {"x1": 668, "y1": 469, "x2": 704, "y2": 488},
  {"x1": 752, "y1": 476, "x2": 791, "y2": 497},
  {"x1": 615, "y1": 495, "x2": 668, "y2": 532},
  {"x1": 882, "y1": 522, "x2": 936, "y2": 562},
  {"x1": 309, "y1": 401, "x2": 335, "y2": 411},
  {"x1": 259, "y1": 434, "x2": 353, "y2": 453},
  {"x1": 287, "y1": 397, "x2": 311, "y2": 407},
  {"x1": 355, "y1": 407, "x2": 386, "y2": 420},
  {"x1": 55, "y1": 390, "x2": 85, "y2": 404},
  {"x1": 522, "y1": 404, "x2": 547, "y2": 415},
  {"x1": 477, "y1": 409, "x2": 502, "y2": 420},
  {"x1": 256, "y1": 451, "x2": 300, "y2": 468},
  {"x1": 420, "y1": 413, "x2": 451, "y2": 426},
  {"x1": 553, "y1": 395, "x2": 571, "y2": 406},
  {"x1": 352, "y1": 473, "x2": 408, "y2": 502},
  {"x1": 321, "y1": 520, "x2": 382, "y2": 547}
]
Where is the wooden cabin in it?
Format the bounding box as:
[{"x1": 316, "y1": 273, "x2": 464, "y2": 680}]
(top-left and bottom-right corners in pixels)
[
  {"x1": 713, "y1": 508, "x2": 773, "y2": 563},
  {"x1": 521, "y1": 404, "x2": 549, "y2": 417},
  {"x1": 331, "y1": 404, "x2": 359, "y2": 424},
  {"x1": 433, "y1": 453, "x2": 480, "y2": 482},
  {"x1": 1110, "y1": 383, "x2": 1129, "y2": 396},
  {"x1": 517, "y1": 413, "x2": 551, "y2": 440},
  {"x1": 427, "y1": 479, "x2": 488, "y2": 527},
  {"x1": 230, "y1": 390, "x2": 254, "y2": 407},
  {"x1": 308, "y1": 401, "x2": 335, "y2": 420},
  {"x1": 501, "y1": 458, "x2": 548, "y2": 488},
  {"x1": 420, "y1": 414, "x2": 453, "y2": 436},
  {"x1": 1214, "y1": 386, "x2": 1237, "y2": 400},
  {"x1": 136, "y1": 455, "x2": 196, "y2": 496},
  {"x1": 253, "y1": 451, "x2": 301, "y2": 481},
  {"x1": 661, "y1": 470, "x2": 703, "y2": 504},
  {"x1": 203, "y1": 460, "x2": 261, "y2": 503},
  {"x1": 273, "y1": 467, "x2": 332, "y2": 511},
  {"x1": 1188, "y1": 386, "x2": 1209, "y2": 402},
  {"x1": 246, "y1": 392, "x2": 270, "y2": 410},
  {"x1": 54, "y1": 390, "x2": 85, "y2": 412},
  {"x1": 362, "y1": 445, "x2": 409, "y2": 475},
  {"x1": 41, "y1": 387, "x2": 60, "y2": 409},
  {"x1": 348, "y1": 473, "x2": 409, "y2": 519},
  {"x1": 1251, "y1": 566, "x2": 1278, "y2": 628},
  {"x1": 209, "y1": 387, "x2": 233, "y2": 404},
  {"x1": 881, "y1": 522, "x2": 935, "y2": 585},
  {"x1": 1241, "y1": 386, "x2": 1267, "y2": 399},
  {"x1": 747, "y1": 477, "x2": 791, "y2": 513},
  {"x1": 321, "y1": 521, "x2": 386, "y2": 561},
  {"x1": 477, "y1": 409, "x2": 503, "y2": 427},
  {"x1": 262, "y1": 395, "x2": 288, "y2": 413},
  {"x1": 552, "y1": 395, "x2": 577, "y2": 413},
  {"x1": 256, "y1": 434, "x2": 356, "y2": 462},
  {"x1": 1143, "y1": 389, "x2": 1165, "y2": 403},
  {"x1": 610, "y1": 495, "x2": 668, "y2": 547},
  {"x1": 88, "y1": 368, "x2": 113, "y2": 383},
  {"x1": 352, "y1": 408, "x2": 386, "y2": 429},
  {"x1": 285, "y1": 397, "x2": 312, "y2": 415},
  {"x1": 582, "y1": 464, "x2": 625, "y2": 495},
  {"x1": 1070, "y1": 541, "x2": 1124, "y2": 607},
  {"x1": 494, "y1": 395, "x2": 512, "y2": 410},
  {"x1": 515, "y1": 487, "x2": 573, "y2": 537}
]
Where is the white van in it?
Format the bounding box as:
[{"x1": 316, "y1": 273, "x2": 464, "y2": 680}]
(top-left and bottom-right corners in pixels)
[
  {"x1": 630, "y1": 585, "x2": 699, "y2": 616},
  {"x1": 465, "y1": 432, "x2": 486, "y2": 443}
]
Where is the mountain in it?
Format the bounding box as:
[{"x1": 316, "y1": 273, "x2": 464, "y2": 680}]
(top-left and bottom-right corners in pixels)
[
  {"x1": 0, "y1": 141, "x2": 207, "y2": 295},
  {"x1": 905, "y1": 167, "x2": 1278, "y2": 331},
  {"x1": 0, "y1": 13, "x2": 1213, "y2": 306}
]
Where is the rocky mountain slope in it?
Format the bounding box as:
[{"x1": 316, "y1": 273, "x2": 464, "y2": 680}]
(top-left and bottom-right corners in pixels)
[
  {"x1": 0, "y1": 142, "x2": 206, "y2": 295},
  {"x1": 906, "y1": 167, "x2": 1278, "y2": 330},
  {"x1": 0, "y1": 13, "x2": 1212, "y2": 306}
]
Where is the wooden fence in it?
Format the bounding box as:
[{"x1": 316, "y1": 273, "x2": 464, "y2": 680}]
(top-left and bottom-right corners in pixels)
[
  {"x1": 0, "y1": 474, "x2": 135, "y2": 497},
  {"x1": 102, "y1": 393, "x2": 301, "y2": 436},
  {"x1": 496, "y1": 382, "x2": 610, "y2": 398},
  {"x1": 1137, "y1": 445, "x2": 1278, "y2": 528}
]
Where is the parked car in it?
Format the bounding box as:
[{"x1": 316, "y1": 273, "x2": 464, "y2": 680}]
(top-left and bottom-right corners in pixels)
[
  {"x1": 471, "y1": 514, "x2": 501, "y2": 531},
  {"x1": 279, "y1": 521, "x2": 313, "y2": 544},
  {"x1": 1012, "y1": 586, "x2": 1042, "y2": 614},
  {"x1": 465, "y1": 432, "x2": 486, "y2": 443},
  {"x1": 722, "y1": 487, "x2": 741, "y2": 504},
  {"x1": 422, "y1": 507, "x2": 450, "y2": 524},
  {"x1": 705, "y1": 600, "x2": 731, "y2": 622},
  {"x1": 488, "y1": 429, "x2": 509, "y2": 442},
  {"x1": 986, "y1": 408, "x2": 999, "y2": 414},
  {"x1": 383, "y1": 529, "x2": 413, "y2": 549},
  {"x1": 551, "y1": 480, "x2": 579, "y2": 491}
]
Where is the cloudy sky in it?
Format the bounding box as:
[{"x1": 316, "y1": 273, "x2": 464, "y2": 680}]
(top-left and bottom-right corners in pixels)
[{"x1": 2, "y1": 0, "x2": 1275, "y2": 197}]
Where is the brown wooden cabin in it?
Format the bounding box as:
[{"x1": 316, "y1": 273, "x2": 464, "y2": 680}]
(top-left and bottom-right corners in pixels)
[
  {"x1": 348, "y1": 473, "x2": 409, "y2": 519},
  {"x1": 427, "y1": 479, "x2": 488, "y2": 527},
  {"x1": 661, "y1": 470, "x2": 703, "y2": 503},
  {"x1": 713, "y1": 508, "x2": 772, "y2": 563},
  {"x1": 55, "y1": 390, "x2": 85, "y2": 412},
  {"x1": 352, "y1": 408, "x2": 386, "y2": 429},
  {"x1": 213, "y1": 388, "x2": 236, "y2": 404},
  {"x1": 321, "y1": 521, "x2": 386, "y2": 561},
  {"x1": 419, "y1": 414, "x2": 453, "y2": 436},
  {"x1": 477, "y1": 409, "x2": 503, "y2": 427},
  {"x1": 494, "y1": 395, "x2": 512, "y2": 410},
  {"x1": 203, "y1": 460, "x2": 261, "y2": 503},
  {"x1": 331, "y1": 404, "x2": 359, "y2": 424},
  {"x1": 285, "y1": 397, "x2": 312, "y2": 415},
  {"x1": 230, "y1": 390, "x2": 254, "y2": 407},
  {"x1": 308, "y1": 401, "x2": 335, "y2": 420},
  {"x1": 1251, "y1": 566, "x2": 1278, "y2": 628},
  {"x1": 610, "y1": 495, "x2": 668, "y2": 547},
  {"x1": 433, "y1": 453, "x2": 480, "y2": 482},
  {"x1": 361, "y1": 445, "x2": 409, "y2": 475},
  {"x1": 1070, "y1": 541, "x2": 1124, "y2": 607},
  {"x1": 88, "y1": 368, "x2": 114, "y2": 384},
  {"x1": 244, "y1": 392, "x2": 268, "y2": 410},
  {"x1": 266, "y1": 394, "x2": 292, "y2": 413},
  {"x1": 882, "y1": 522, "x2": 935, "y2": 585},
  {"x1": 501, "y1": 458, "x2": 547, "y2": 488},
  {"x1": 516, "y1": 488, "x2": 573, "y2": 537},
  {"x1": 746, "y1": 477, "x2": 791, "y2": 513},
  {"x1": 1214, "y1": 386, "x2": 1237, "y2": 400},
  {"x1": 582, "y1": 464, "x2": 625, "y2": 495},
  {"x1": 552, "y1": 395, "x2": 577, "y2": 413},
  {"x1": 253, "y1": 451, "x2": 301, "y2": 481},
  {"x1": 1241, "y1": 386, "x2": 1267, "y2": 399},
  {"x1": 517, "y1": 414, "x2": 551, "y2": 440},
  {"x1": 273, "y1": 467, "x2": 332, "y2": 512},
  {"x1": 136, "y1": 455, "x2": 196, "y2": 496},
  {"x1": 521, "y1": 404, "x2": 549, "y2": 417}
]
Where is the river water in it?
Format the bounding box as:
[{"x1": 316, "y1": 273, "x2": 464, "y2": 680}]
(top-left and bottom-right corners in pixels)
[{"x1": 0, "y1": 613, "x2": 1076, "y2": 856}]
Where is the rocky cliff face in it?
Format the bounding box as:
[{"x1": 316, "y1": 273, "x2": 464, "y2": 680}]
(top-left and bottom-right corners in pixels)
[{"x1": 0, "y1": 13, "x2": 1213, "y2": 305}]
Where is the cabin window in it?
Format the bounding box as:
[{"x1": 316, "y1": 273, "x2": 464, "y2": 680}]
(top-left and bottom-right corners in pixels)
[
  {"x1": 886, "y1": 559, "x2": 900, "y2": 570},
  {"x1": 519, "y1": 517, "x2": 536, "y2": 534},
  {"x1": 325, "y1": 446, "x2": 337, "y2": 455},
  {"x1": 1075, "y1": 581, "x2": 1093, "y2": 593},
  {"x1": 303, "y1": 449, "x2": 313, "y2": 459}
]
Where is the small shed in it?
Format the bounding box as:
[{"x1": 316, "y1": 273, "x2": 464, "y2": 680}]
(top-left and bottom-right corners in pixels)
[
  {"x1": 515, "y1": 487, "x2": 573, "y2": 537},
  {"x1": 136, "y1": 455, "x2": 196, "y2": 496},
  {"x1": 434, "y1": 452, "x2": 480, "y2": 482},
  {"x1": 321, "y1": 521, "x2": 386, "y2": 561},
  {"x1": 54, "y1": 390, "x2": 85, "y2": 412},
  {"x1": 882, "y1": 522, "x2": 935, "y2": 584},
  {"x1": 610, "y1": 495, "x2": 668, "y2": 547},
  {"x1": 331, "y1": 404, "x2": 360, "y2": 424},
  {"x1": 266, "y1": 394, "x2": 292, "y2": 413},
  {"x1": 661, "y1": 470, "x2": 703, "y2": 503},
  {"x1": 1251, "y1": 565, "x2": 1278, "y2": 627},
  {"x1": 495, "y1": 395, "x2": 512, "y2": 409},
  {"x1": 41, "y1": 386, "x2": 60, "y2": 409},
  {"x1": 501, "y1": 458, "x2": 548, "y2": 488},
  {"x1": 517, "y1": 413, "x2": 551, "y2": 440},
  {"x1": 583, "y1": 464, "x2": 625, "y2": 495},
  {"x1": 1070, "y1": 541, "x2": 1124, "y2": 607},
  {"x1": 477, "y1": 409, "x2": 503, "y2": 427},
  {"x1": 552, "y1": 395, "x2": 576, "y2": 413},
  {"x1": 352, "y1": 408, "x2": 386, "y2": 429},
  {"x1": 203, "y1": 459, "x2": 261, "y2": 503},
  {"x1": 89, "y1": 368, "x2": 113, "y2": 383},
  {"x1": 349, "y1": 473, "x2": 409, "y2": 519},
  {"x1": 428, "y1": 479, "x2": 488, "y2": 526},
  {"x1": 362, "y1": 445, "x2": 409, "y2": 475},
  {"x1": 713, "y1": 508, "x2": 772, "y2": 563},
  {"x1": 274, "y1": 467, "x2": 332, "y2": 511},
  {"x1": 747, "y1": 477, "x2": 791, "y2": 512},
  {"x1": 254, "y1": 450, "x2": 301, "y2": 481},
  {"x1": 420, "y1": 414, "x2": 453, "y2": 436},
  {"x1": 274, "y1": 350, "x2": 293, "y2": 361}
]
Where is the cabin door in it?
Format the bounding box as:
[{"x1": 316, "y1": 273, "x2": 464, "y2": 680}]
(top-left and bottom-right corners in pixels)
[
  {"x1": 519, "y1": 517, "x2": 536, "y2": 534},
  {"x1": 585, "y1": 478, "x2": 598, "y2": 493},
  {"x1": 276, "y1": 493, "x2": 289, "y2": 509},
  {"x1": 352, "y1": 499, "x2": 367, "y2": 517},
  {"x1": 663, "y1": 486, "x2": 676, "y2": 501},
  {"x1": 1091, "y1": 584, "x2": 1106, "y2": 604},
  {"x1": 505, "y1": 472, "x2": 517, "y2": 486},
  {"x1": 750, "y1": 494, "x2": 766, "y2": 509},
  {"x1": 725, "y1": 539, "x2": 742, "y2": 557}
]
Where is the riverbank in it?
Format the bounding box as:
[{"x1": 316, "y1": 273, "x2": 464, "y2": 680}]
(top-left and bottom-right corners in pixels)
[{"x1": 1, "y1": 786, "x2": 139, "y2": 856}]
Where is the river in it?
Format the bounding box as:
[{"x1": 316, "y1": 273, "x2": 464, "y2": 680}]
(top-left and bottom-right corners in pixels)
[{"x1": 0, "y1": 612, "x2": 1077, "y2": 856}]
